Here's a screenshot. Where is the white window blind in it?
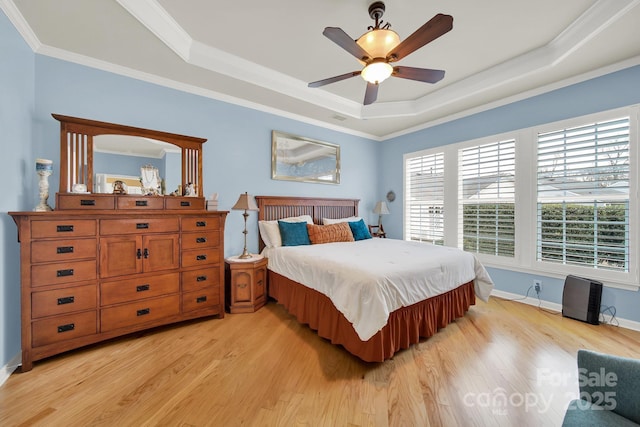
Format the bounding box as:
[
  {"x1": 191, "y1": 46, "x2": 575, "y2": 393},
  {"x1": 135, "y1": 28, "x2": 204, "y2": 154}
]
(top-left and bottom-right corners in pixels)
[
  {"x1": 536, "y1": 117, "x2": 630, "y2": 271},
  {"x1": 459, "y1": 139, "x2": 516, "y2": 257},
  {"x1": 405, "y1": 152, "x2": 445, "y2": 245}
]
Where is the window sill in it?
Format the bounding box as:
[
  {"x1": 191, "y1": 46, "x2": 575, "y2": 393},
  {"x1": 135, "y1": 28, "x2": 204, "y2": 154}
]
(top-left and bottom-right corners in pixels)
[{"x1": 480, "y1": 259, "x2": 640, "y2": 292}]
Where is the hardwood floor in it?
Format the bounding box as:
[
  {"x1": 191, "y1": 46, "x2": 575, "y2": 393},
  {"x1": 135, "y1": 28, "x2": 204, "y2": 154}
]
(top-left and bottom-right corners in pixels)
[{"x1": 2, "y1": 297, "x2": 640, "y2": 426}]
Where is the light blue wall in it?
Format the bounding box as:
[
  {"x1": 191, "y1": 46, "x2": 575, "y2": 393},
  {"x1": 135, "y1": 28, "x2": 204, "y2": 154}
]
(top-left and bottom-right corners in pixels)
[
  {"x1": 0, "y1": 11, "x2": 35, "y2": 368},
  {"x1": 380, "y1": 65, "x2": 640, "y2": 322}
]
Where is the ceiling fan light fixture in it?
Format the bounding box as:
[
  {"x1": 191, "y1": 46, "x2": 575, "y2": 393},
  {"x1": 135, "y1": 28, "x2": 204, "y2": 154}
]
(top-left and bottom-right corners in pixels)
[
  {"x1": 356, "y1": 29, "x2": 400, "y2": 58},
  {"x1": 361, "y1": 60, "x2": 393, "y2": 84}
]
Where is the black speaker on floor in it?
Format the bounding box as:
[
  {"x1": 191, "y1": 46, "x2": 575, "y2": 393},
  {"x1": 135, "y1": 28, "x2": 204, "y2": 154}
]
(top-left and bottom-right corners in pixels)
[{"x1": 562, "y1": 275, "x2": 603, "y2": 325}]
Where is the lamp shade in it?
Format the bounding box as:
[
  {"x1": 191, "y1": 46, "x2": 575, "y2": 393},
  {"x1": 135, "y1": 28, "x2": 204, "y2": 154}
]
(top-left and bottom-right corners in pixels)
[
  {"x1": 232, "y1": 192, "x2": 259, "y2": 211},
  {"x1": 373, "y1": 201, "x2": 390, "y2": 215}
]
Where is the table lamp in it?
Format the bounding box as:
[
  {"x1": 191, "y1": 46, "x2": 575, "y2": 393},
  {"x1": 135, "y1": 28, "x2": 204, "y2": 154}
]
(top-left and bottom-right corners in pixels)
[
  {"x1": 232, "y1": 192, "x2": 259, "y2": 259},
  {"x1": 373, "y1": 200, "x2": 390, "y2": 229}
]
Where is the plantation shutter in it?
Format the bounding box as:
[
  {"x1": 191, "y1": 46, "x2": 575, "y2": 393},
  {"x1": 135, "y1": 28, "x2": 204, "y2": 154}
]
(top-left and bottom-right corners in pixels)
[
  {"x1": 405, "y1": 152, "x2": 444, "y2": 245},
  {"x1": 459, "y1": 139, "x2": 516, "y2": 257},
  {"x1": 536, "y1": 117, "x2": 630, "y2": 271}
]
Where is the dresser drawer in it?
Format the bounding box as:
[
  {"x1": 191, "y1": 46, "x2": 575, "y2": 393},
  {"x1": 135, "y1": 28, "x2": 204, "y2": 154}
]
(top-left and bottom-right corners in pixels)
[
  {"x1": 101, "y1": 273, "x2": 179, "y2": 306},
  {"x1": 181, "y1": 231, "x2": 220, "y2": 249},
  {"x1": 182, "y1": 267, "x2": 220, "y2": 292},
  {"x1": 57, "y1": 194, "x2": 115, "y2": 210},
  {"x1": 31, "y1": 239, "x2": 96, "y2": 263},
  {"x1": 32, "y1": 311, "x2": 97, "y2": 347},
  {"x1": 182, "y1": 286, "x2": 220, "y2": 314},
  {"x1": 100, "y1": 218, "x2": 179, "y2": 235},
  {"x1": 181, "y1": 216, "x2": 220, "y2": 232},
  {"x1": 165, "y1": 197, "x2": 205, "y2": 210},
  {"x1": 31, "y1": 220, "x2": 96, "y2": 239},
  {"x1": 32, "y1": 284, "x2": 97, "y2": 318},
  {"x1": 100, "y1": 295, "x2": 180, "y2": 332},
  {"x1": 31, "y1": 260, "x2": 97, "y2": 288},
  {"x1": 181, "y1": 248, "x2": 220, "y2": 268},
  {"x1": 116, "y1": 196, "x2": 165, "y2": 210}
]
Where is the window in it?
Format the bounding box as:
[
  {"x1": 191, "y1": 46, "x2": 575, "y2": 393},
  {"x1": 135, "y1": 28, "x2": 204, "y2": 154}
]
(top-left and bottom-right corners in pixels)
[
  {"x1": 536, "y1": 117, "x2": 630, "y2": 272},
  {"x1": 405, "y1": 152, "x2": 445, "y2": 245},
  {"x1": 403, "y1": 106, "x2": 638, "y2": 289},
  {"x1": 459, "y1": 139, "x2": 516, "y2": 257}
]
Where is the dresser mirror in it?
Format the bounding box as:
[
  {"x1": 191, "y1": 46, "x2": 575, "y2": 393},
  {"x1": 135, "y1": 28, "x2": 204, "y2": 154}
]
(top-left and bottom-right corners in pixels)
[
  {"x1": 93, "y1": 135, "x2": 181, "y2": 195},
  {"x1": 53, "y1": 114, "x2": 206, "y2": 198}
]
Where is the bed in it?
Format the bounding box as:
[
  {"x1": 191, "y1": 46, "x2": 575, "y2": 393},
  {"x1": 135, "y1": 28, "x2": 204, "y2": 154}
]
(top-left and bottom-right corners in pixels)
[{"x1": 255, "y1": 196, "x2": 493, "y2": 362}]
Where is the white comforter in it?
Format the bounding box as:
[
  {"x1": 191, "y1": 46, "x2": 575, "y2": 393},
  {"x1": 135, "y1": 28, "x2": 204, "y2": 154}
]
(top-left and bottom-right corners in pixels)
[{"x1": 263, "y1": 238, "x2": 494, "y2": 341}]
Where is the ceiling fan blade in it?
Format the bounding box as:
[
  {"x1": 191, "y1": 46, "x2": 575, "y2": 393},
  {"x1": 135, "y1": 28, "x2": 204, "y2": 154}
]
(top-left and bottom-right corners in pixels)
[
  {"x1": 386, "y1": 14, "x2": 453, "y2": 62},
  {"x1": 393, "y1": 66, "x2": 445, "y2": 83},
  {"x1": 323, "y1": 27, "x2": 371, "y2": 62},
  {"x1": 363, "y1": 82, "x2": 379, "y2": 105},
  {"x1": 308, "y1": 71, "x2": 361, "y2": 88}
]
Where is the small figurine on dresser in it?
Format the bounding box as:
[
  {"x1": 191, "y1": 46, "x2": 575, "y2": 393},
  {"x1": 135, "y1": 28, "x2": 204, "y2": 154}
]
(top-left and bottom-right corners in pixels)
[
  {"x1": 112, "y1": 180, "x2": 127, "y2": 194},
  {"x1": 185, "y1": 182, "x2": 196, "y2": 197}
]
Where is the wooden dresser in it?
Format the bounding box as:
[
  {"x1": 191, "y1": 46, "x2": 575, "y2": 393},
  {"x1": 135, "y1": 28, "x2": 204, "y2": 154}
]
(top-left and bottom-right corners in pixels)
[{"x1": 10, "y1": 206, "x2": 226, "y2": 371}]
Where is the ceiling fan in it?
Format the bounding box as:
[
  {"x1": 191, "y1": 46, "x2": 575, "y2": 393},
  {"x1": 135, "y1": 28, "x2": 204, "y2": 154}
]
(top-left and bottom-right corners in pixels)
[{"x1": 308, "y1": 1, "x2": 453, "y2": 105}]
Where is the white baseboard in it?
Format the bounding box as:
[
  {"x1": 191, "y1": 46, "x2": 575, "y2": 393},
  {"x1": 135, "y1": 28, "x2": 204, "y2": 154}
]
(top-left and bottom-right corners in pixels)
[
  {"x1": 491, "y1": 289, "x2": 640, "y2": 332},
  {"x1": 0, "y1": 352, "x2": 20, "y2": 387}
]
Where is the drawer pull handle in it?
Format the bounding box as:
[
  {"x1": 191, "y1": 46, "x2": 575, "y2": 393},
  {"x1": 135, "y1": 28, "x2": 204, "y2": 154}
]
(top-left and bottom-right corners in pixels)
[
  {"x1": 136, "y1": 284, "x2": 150, "y2": 292},
  {"x1": 57, "y1": 323, "x2": 75, "y2": 333},
  {"x1": 196, "y1": 221, "x2": 207, "y2": 227},
  {"x1": 136, "y1": 223, "x2": 149, "y2": 229},
  {"x1": 56, "y1": 225, "x2": 74, "y2": 232},
  {"x1": 56, "y1": 269, "x2": 74, "y2": 277},
  {"x1": 196, "y1": 254, "x2": 207, "y2": 261},
  {"x1": 136, "y1": 248, "x2": 142, "y2": 259},
  {"x1": 196, "y1": 237, "x2": 207, "y2": 243},
  {"x1": 143, "y1": 248, "x2": 150, "y2": 259},
  {"x1": 257, "y1": 280, "x2": 263, "y2": 287},
  {"x1": 181, "y1": 201, "x2": 191, "y2": 207},
  {"x1": 80, "y1": 199, "x2": 96, "y2": 206},
  {"x1": 57, "y1": 296, "x2": 75, "y2": 305},
  {"x1": 196, "y1": 296, "x2": 207, "y2": 303},
  {"x1": 137, "y1": 308, "x2": 150, "y2": 316},
  {"x1": 56, "y1": 246, "x2": 74, "y2": 254},
  {"x1": 238, "y1": 283, "x2": 248, "y2": 289},
  {"x1": 135, "y1": 200, "x2": 148, "y2": 207},
  {"x1": 196, "y1": 275, "x2": 207, "y2": 282}
]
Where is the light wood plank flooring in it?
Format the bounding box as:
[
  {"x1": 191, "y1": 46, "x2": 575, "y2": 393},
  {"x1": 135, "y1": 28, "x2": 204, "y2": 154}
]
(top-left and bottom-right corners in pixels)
[{"x1": 1, "y1": 297, "x2": 640, "y2": 426}]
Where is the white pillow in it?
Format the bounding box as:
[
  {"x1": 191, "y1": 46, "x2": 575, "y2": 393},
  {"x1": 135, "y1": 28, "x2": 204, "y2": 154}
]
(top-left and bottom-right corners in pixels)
[
  {"x1": 322, "y1": 216, "x2": 362, "y2": 225},
  {"x1": 259, "y1": 215, "x2": 313, "y2": 248}
]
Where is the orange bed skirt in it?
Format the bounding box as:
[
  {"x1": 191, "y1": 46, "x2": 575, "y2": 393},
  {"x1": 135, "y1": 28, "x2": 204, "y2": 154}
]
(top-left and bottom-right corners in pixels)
[{"x1": 268, "y1": 271, "x2": 476, "y2": 362}]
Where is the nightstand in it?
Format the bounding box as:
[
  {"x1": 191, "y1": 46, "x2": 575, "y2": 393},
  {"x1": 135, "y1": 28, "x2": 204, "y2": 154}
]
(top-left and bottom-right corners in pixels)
[
  {"x1": 225, "y1": 255, "x2": 268, "y2": 313},
  {"x1": 368, "y1": 224, "x2": 386, "y2": 238}
]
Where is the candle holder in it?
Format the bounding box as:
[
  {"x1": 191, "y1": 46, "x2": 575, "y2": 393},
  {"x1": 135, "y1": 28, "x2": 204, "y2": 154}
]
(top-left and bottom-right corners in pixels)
[{"x1": 34, "y1": 158, "x2": 53, "y2": 212}]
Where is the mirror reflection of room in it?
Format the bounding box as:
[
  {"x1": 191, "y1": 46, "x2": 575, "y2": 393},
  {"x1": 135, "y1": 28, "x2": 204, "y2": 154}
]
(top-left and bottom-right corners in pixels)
[{"x1": 93, "y1": 135, "x2": 181, "y2": 195}]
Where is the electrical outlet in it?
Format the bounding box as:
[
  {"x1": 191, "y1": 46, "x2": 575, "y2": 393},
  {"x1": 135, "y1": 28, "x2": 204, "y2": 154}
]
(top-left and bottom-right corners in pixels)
[{"x1": 534, "y1": 279, "x2": 542, "y2": 294}]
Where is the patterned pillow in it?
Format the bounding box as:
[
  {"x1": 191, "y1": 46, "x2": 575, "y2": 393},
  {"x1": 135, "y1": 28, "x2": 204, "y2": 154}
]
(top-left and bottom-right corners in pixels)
[{"x1": 306, "y1": 222, "x2": 355, "y2": 245}]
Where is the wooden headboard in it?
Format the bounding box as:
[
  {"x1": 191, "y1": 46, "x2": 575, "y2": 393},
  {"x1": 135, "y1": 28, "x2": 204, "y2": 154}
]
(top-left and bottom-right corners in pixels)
[{"x1": 255, "y1": 196, "x2": 359, "y2": 251}]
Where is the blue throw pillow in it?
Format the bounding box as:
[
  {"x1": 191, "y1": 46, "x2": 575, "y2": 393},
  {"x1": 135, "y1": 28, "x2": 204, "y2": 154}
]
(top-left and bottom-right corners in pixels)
[
  {"x1": 349, "y1": 219, "x2": 372, "y2": 241},
  {"x1": 278, "y1": 220, "x2": 311, "y2": 246}
]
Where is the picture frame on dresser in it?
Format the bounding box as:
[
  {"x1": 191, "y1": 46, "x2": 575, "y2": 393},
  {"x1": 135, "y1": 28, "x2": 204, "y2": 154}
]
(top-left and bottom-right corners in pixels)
[{"x1": 9, "y1": 114, "x2": 227, "y2": 372}]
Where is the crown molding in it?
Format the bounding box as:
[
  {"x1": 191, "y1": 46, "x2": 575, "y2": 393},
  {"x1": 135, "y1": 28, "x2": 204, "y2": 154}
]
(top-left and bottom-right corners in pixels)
[
  {"x1": 117, "y1": 0, "x2": 640, "y2": 120},
  {"x1": 380, "y1": 54, "x2": 640, "y2": 141},
  {"x1": 33, "y1": 44, "x2": 379, "y2": 140},
  {"x1": 0, "y1": 0, "x2": 41, "y2": 50},
  {"x1": 115, "y1": 0, "x2": 192, "y2": 61}
]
